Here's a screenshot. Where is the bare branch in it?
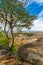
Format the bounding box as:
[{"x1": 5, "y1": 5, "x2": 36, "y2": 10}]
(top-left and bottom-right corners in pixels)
[
  {"x1": 13, "y1": 24, "x2": 31, "y2": 27},
  {"x1": 12, "y1": 18, "x2": 18, "y2": 28},
  {"x1": 4, "y1": 22, "x2": 9, "y2": 39}
]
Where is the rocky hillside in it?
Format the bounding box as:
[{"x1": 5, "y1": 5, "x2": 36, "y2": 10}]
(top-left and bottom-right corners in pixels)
[
  {"x1": 0, "y1": 32, "x2": 43, "y2": 65},
  {"x1": 18, "y1": 37, "x2": 43, "y2": 65},
  {"x1": 0, "y1": 46, "x2": 19, "y2": 65}
]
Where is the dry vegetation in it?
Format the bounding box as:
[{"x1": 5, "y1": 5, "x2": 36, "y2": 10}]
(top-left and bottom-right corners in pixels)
[
  {"x1": 0, "y1": 32, "x2": 43, "y2": 65},
  {"x1": 14, "y1": 33, "x2": 37, "y2": 46},
  {"x1": 17, "y1": 32, "x2": 43, "y2": 65}
]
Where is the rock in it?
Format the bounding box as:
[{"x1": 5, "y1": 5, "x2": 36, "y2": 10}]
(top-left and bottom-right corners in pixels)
[
  {"x1": 0, "y1": 57, "x2": 19, "y2": 65},
  {"x1": 21, "y1": 62, "x2": 32, "y2": 65},
  {"x1": 18, "y1": 42, "x2": 43, "y2": 65},
  {"x1": 0, "y1": 45, "x2": 19, "y2": 65}
]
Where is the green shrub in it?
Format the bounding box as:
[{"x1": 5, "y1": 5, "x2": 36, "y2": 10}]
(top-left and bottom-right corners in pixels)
[
  {"x1": 23, "y1": 33, "x2": 33, "y2": 37},
  {"x1": 0, "y1": 31, "x2": 8, "y2": 48},
  {"x1": 12, "y1": 44, "x2": 18, "y2": 54}
]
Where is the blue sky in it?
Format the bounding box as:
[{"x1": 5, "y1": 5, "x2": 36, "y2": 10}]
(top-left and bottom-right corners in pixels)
[
  {"x1": 25, "y1": 0, "x2": 43, "y2": 31},
  {"x1": 0, "y1": 0, "x2": 43, "y2": 31}
]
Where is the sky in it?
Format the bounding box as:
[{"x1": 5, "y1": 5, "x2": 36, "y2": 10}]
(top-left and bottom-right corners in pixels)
[
  {"x1": 25, "y1": 0, "x2": 43, "y2": 31},
  {"x1": 0, "y1": 0, "x2": 43, "y2": 32}
]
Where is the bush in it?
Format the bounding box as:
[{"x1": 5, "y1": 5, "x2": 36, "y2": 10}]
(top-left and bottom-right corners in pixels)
[
  {"x1": 0, "y1": 31, "x2": 8, "y2": 48},
  {"x1": 23, "y1": 33, "x2": 33, "y2": 37}
]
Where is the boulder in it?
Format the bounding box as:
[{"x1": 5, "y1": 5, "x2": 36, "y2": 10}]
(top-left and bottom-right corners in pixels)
[
  {"x1": 0, "y1": 45, "x2": 19, "y2": 65},
  {"x1": 18, "y1": 42, "x2": 43, "y2": 65}
]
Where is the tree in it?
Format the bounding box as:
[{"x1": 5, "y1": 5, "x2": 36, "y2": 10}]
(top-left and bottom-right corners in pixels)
[
  {"x1": 19, "y1": 0, "x2": 29, "y2": 6},
  {"x1": 0, "y1": 0, "x2": 36, "y2": 50}
]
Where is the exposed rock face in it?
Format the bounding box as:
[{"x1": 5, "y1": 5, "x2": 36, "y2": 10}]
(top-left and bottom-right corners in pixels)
[
  {"x1": 18, "y1": 42, "x2": 43, "y2": 65},
  {"x1": 0, "y1": 46, "x2": 19, "y2": 65}
]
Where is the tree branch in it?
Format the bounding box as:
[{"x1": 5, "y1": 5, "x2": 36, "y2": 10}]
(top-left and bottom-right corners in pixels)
[
  {"x1": 13, "y1": 24, "x2": 31, "y2": 27},
  {"x1": 12, "y1": 18, "x2": 18, "y2": 28},
  {"x1": 4, "y1": 22, "x2": 9, "y2": 39}
]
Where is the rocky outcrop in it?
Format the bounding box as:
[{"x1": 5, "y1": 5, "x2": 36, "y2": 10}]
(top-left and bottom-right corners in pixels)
[
  {"x1": 0, "y1": 46, "x2": 19, "y2": 65},
  {"x1": 18, "y1": 42, "x2": 43, "y2": 65}
]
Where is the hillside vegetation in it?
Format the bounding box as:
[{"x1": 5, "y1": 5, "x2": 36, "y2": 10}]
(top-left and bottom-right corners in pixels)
[{"x1": 0, "y1": 31, "x2": 43, "y2": 65}]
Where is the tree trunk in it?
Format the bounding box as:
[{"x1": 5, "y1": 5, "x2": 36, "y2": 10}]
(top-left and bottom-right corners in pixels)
[
  {"x1": 4, "y1": 22, "x2": 9, "y2": 39},
  {"x1": 8, "y1": 25, "x2": 14, "y2": 50}
]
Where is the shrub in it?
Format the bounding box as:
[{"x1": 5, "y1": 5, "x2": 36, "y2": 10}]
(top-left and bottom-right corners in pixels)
[{"x1": 0, "y1": 31, "x2": 8, "y2": 48}]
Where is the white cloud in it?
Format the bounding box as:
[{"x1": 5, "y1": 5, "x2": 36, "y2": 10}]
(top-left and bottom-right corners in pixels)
[
  {"x1": 35, "y1": 0, "x2": 43, "y2": 3},
  {"x1": 32, "y1": 0, "x2": 43, "y2": 3},
  {"x1": 38, "y1": 10, "x2": 43, "y2": 17},
  {"x1": 30, "y1": 18, "x2": 43, "y2": 31},
  {"x1": 28, "y1": 0, "x2": 43, "y2": 4},
  {"x1": 25, "y1": 0, "x2": 43, "y2": 7}
]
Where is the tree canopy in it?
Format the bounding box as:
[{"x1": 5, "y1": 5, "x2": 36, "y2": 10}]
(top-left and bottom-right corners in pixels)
[{"x1": 0, "y1": 0, "x2": 36, "y2": 50}]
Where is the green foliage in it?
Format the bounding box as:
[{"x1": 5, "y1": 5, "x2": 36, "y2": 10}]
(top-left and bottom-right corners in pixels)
[
  {"x1": 0, "y1": 31, "x2": 18, "y2": 53},
  {"x1": 0, "y1": 0, "x2": 36, "y2": 51},
  {"x1": 12, "y1": 44, "x2": 18, "y2": 54},
  {"x1": 0, "y1": 31, "x2": 8, "y2": 48},
  {"x1": 23, "y1": 33, "x2": 33, "y2": 37},
  {"x1": 0, "y1": 0, "x2": 36, "y2": 29},
  {"x1": 26, "y1": 33, "x2": 33, "y2": 37}
]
